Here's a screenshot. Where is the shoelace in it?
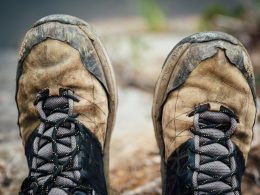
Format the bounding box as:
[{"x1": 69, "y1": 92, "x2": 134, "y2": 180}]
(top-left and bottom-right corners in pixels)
[
  {"x1": 188, "y1": 104, "x2": 240, "y2": 195},
  {"x1": 20, "y1": 89, "x2": 96, "y2": 195}
]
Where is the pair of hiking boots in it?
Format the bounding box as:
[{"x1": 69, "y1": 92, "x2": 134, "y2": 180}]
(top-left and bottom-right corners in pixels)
[{"x1": 16, "y1": 15, "x2": 256, "y2": 195}]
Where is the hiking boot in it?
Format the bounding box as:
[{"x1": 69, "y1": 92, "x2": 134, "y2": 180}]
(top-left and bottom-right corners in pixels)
[
  {"x1": 16, "y1": 14, "x2": 117, "y2": 195},
  {"x1": 152, "y1": 32, "x2": 256, "y2": 194}
]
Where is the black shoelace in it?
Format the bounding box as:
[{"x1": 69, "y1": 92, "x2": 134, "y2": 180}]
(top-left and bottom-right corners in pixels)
[{"x1": 20, "y1": 89, "x2": 96, "y2": 195}]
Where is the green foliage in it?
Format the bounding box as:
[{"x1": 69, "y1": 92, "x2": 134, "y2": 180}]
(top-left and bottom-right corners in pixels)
[
  {"x1": 255, "y1": 74, "x2": 260, "y2": 85},
  {"x1": 202, "y1": 4, "x2": 228, "y2": 20},
  {"x1": 202, "y1": 4, "x2": 244, "y2": 19},
  {"x1": 139, "y1": 0, "x2": 167, "y2": 32},
  {"x1": 199, "y1": 4, "x2": 245, "y2": 31},
  {"x1": 254, "y1": 0, "x2": 260, "y2": 11}
]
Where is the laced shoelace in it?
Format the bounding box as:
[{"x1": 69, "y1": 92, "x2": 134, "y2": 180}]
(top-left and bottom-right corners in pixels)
[
  {"x1": 187, "y1": 104, "x2": 240, "y2": 195},
  {"x1": 20, "y1": 89, "x2": 97, "y2": 195}
]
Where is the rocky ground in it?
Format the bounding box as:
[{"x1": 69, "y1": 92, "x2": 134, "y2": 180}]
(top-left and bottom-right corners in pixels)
[{"x1": 0, "y1": 17, "x2": 260, "y2": 194}]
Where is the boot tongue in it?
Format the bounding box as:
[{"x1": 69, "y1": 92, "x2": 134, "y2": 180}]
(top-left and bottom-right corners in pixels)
[
  {"x1": 48, "y1": 188, "x2": 68, "y2": 195},
  {"x1": 197, "y1": 110, "x2": 232, "y2": 162},
  {"x1": 193, "y1": 110, "x2": 238, "y2": 194},
  {"x1": 44, "y1": 96, "x2": 68, "y2": 111},
  {"x1": 31, "y1": 92, "x2": 80, "y2": 194},
  {"x1": 199, "y1": 111, "x2": 231, "y2": 132}
]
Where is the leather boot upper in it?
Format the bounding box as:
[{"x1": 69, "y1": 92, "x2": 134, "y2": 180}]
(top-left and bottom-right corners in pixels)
[
  {"x1": 153, "y1": 32, "x2": 257, "y2": 195},
  {"x1": 162, "y1": 42, "x2": 256, "y2": 163},
  {"x1": 16, "y1": 14, "x2": 115, "y2": 195},
  {"x1": 17, "y1": 39, "x2": 109, "y2": 148}
]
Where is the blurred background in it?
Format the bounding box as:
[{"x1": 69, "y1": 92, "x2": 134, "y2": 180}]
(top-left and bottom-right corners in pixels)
[{"x1": 1, "y1": 0, "x2": 260, "y2": 194}]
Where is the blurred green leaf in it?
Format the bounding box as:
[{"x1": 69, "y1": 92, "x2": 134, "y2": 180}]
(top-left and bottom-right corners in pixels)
[
  {"x1": 255, "y1": 74, "x2": 260, "y2": 85},
  {"x1": 139, "y1": 0, "x2": 167, "y2": 32},
  {"x1": 199, "y1": 3, "x2": 245, "y2": 31}
]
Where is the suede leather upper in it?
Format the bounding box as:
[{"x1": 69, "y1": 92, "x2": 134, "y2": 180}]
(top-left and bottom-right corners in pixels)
[
  {"x1": 162, "y1": 49, "x2": 256, "y2": 162},
  {"x1": 17, "y1": 39, "x2": 109, "y2": 148},
  {"x1": 152, "y1": 32, "x2": 257, "y2": 195},
  {"x1": 16, "y1": 14, "x2": 117, "y2": 194}
]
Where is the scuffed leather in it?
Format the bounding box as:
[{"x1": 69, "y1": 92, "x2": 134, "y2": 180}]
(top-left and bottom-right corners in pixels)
[
  {"x1": 17, "y1": 39, "x2": 109, "y2": 148},
  {"x1": 162, "y1": 49, "x2": 256, "y2": 162}
]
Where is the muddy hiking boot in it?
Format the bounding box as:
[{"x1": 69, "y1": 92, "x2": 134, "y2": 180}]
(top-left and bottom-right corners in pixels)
[
  {"x1": 16, "y1": 15, "x2": 117, "y2": 195},
  {"x1": 152, "y1": 32, "x2": 257, "y2": 195}
]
